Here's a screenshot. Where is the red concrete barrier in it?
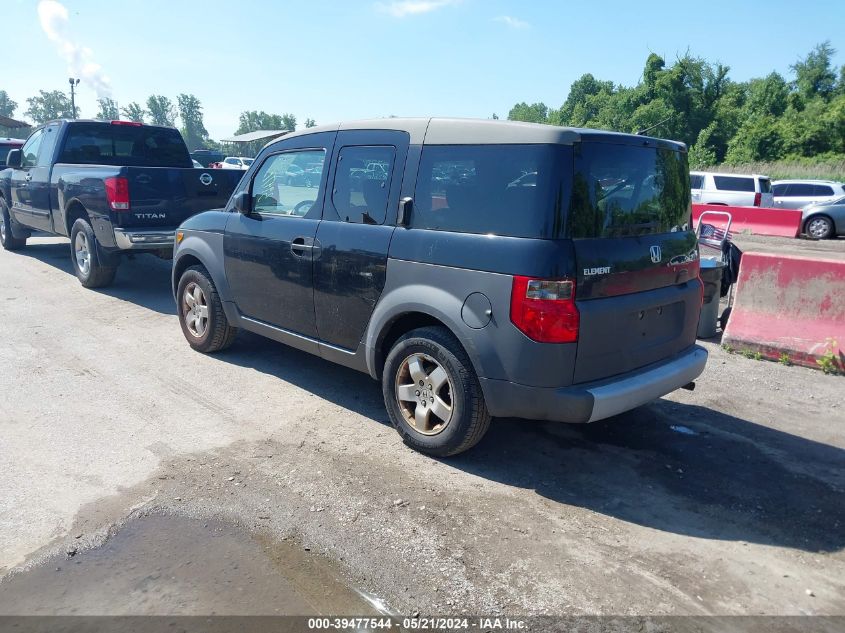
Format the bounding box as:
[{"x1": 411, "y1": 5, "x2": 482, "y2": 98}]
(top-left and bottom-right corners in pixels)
[
  {"x1": 722, "y1": 252, "x2": 845, "y2": 371},
  {"x1": 693, "y1": 204, "x2": 803, "y2": 238}
]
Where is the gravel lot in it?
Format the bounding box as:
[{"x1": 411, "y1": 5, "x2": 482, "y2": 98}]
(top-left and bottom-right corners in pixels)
[{"x1": 1, "y1": 236, "x2": 844, "y2": 616}]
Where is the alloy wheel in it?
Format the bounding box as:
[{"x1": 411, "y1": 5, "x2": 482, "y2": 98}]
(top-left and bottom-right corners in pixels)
[
  {"x1": 74, "y1": 232, "x2": 91, "y2": 276},
  {"x1": 394, "y1": 352, "x2": 454, "y2": 435},
  {"x1": 183, "y1": 282, "x2": 210, "y2": 338},
  {"x1": 807, "y1": 217, "x2": 832, "y2": 239}
]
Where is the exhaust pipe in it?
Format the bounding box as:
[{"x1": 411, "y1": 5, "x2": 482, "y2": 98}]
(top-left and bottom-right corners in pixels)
[{"x1": 681, "y1": 382, "x2": 696, "y2": 391}]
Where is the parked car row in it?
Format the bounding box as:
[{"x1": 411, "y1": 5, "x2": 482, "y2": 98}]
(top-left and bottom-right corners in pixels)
[
  {"x1": 690, "y1": 170, "x2": 845, "y2": 238},
  {"x1": 2, "y1": 118, "x2": 708, "y2": 456}
]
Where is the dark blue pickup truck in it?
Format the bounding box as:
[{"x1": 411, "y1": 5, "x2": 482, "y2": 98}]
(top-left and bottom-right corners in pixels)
[{"x1": 0, "y1": 120, "x2": 242, "y2": 287}]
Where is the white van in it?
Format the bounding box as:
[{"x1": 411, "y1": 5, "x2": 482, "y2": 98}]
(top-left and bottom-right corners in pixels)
[{"x1": 690, "y1": 171, "x2": 774, "y2": 207}]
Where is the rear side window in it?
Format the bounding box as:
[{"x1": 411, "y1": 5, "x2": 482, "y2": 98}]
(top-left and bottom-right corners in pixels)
[
  {"x1": 412, "y1": 144, "x2": 567, "y2": 238},
  {"x1": 0, "y1": 144, "x2": 18, "y2": 164},
  {"x1": 58, "y1": 123, "x2": 190, "y2": 167},
  {"x1": 689, "y1": 174, "x2": 704, "y2": 190},
  {"x1": 713, "y1": 175, "x2": 755, "y2": 192},
  {"x1": 330, "y1": 145, "x2": 395, "y2": 225},
  {"x1": 758, "y1": 178, "x2": 772, "y2": 193},
  {"x1": 788, "y1": 183, "x2": 815, "y2": 196},
  {"x1": 813, "y1": 184, "x2": 834, "y2": 196}
]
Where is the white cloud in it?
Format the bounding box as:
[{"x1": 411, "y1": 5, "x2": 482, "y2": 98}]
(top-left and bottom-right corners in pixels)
[
  {"x1": 494, "y1": 15, "x2": 530, "y2": 29},
  {"x1": 376, "y1": 0, "x2": 460, "y2": 18},
  {"x1": 37, "y1": 0, "x2": 112, "y2": 98}
]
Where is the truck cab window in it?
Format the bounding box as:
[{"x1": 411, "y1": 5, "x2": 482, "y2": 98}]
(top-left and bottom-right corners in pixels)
[{"x1": 21, "y1": 130, "x2": 44, "y2": 168}]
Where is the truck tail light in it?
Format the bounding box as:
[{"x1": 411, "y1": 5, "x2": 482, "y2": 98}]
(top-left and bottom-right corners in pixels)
[
  {"x1": 510, "y1": 276, "x2": 580, "y2": 343},
  {"x1": 111, "y1": 120, "x2": 142, "y2": 127},
  {"x1": 105, "y1": 177, "x2": 130, "y2": 211},
  {"x1": 753, "y1": 192, "x2": 761, "y2": 206}
]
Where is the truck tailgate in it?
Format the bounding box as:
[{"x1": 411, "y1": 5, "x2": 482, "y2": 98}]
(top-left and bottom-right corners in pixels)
[{"x1": 114, "y1": 168, "x2": 242, "y2": 228}]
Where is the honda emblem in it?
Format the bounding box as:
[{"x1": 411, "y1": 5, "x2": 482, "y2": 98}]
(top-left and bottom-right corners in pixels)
[{"x1": 650, "y1": 245, "x2": 662, "y2": 263}]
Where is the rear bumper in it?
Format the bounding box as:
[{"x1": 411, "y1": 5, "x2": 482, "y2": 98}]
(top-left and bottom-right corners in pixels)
[
  {"x1": 479, "y1": 345, "x2": 708, "y2": 423},
  {"x1": 113, "y1": 228, "x2": 176, "y2": 250}
]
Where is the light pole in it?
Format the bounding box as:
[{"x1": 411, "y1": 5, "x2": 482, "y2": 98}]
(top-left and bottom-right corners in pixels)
[{"x1": 68, "y1": 78, "x2": 80, "y2": 119}]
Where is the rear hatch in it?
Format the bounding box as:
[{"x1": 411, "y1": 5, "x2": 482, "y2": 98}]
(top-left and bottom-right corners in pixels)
[
  {"x1": 568, "y1": 140, "x2": 702, "y2": 384},
  {"x1": 117, "y1": 167, "x2": 243, "y2": 228}
]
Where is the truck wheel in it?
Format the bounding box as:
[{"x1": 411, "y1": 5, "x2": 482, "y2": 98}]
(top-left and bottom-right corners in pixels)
[
  {"x1": 0, "y1": 199, "x2": 27, "y2": 251},
  {"x1": 70, "y1": 218, "x2": 118, "y2": 288},
  {"x1": 177, "y1": 265, "x2": 238, "y2": 353},
  {"x1": 382, "y1": 326, "x2": 491, "y2": 457}
]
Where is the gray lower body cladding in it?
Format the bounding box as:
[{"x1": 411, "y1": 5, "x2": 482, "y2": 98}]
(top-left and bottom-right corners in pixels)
[{"x1": 480, "y1": 345, "x2": 707, "y2": 422}]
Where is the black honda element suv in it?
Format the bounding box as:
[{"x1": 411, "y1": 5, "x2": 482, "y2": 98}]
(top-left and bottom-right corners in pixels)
[{"x1": 172, "y1": 118, "x2": 707, "y2": 456}]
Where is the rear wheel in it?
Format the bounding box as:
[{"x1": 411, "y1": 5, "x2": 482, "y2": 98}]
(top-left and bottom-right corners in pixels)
[
  {"x1": 177, "y1": 265, "x2": 237, "y2": 353},
  {"x1": 0, "y1": 199, "x2": 27, "y2": 251},
  {"x1": 382, "y1": 326, "x2": 491, "y2": 457},
  {"x1": 70, "y1": 218, "x2": 117, "y2": 287},
  {"x1": 805, "y1": 216, "x2": 834, "y2": 240}
]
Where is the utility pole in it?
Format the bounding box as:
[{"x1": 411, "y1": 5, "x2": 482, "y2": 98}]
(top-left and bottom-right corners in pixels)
[{"x1": 68, "y1": 78, "x2": 80, "y2": 119}]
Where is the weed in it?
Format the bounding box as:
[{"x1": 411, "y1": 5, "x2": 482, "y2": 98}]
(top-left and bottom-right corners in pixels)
[
  {"x1": 753, "y1": 351, "x2": 764, "y2": 361},
  {"x1": 779, "y1": 353, "x2": 791, "y2": 366},
  {"x1": 816, "y1": 338, "x2": 841, "y2": 375},
  {"x1": 742, "y1": 349, "x2": 756, "y2": 359},
  {"x1": 722, "y1": 343, "x2": 734, "y2": 353}
]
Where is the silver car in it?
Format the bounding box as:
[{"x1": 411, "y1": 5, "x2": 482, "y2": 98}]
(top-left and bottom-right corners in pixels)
[
  {"x1": 772, "y1": 180, "x2": 845, "y2": 210},
  {"x1": 690, "y1": 171, "x2": 774, "y2": 207},
  {"x1": 802, "y1": 196, "x2": 845, "y2": 239}
]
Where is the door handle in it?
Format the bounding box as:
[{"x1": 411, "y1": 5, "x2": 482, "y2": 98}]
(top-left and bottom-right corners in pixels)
[{"x1": 290, "y1": 237, "x2": 321, "y2": 259}]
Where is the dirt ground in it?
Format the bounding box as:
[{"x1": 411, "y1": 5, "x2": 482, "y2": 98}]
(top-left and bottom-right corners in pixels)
[{"x1": 1, "y1": 236, "x2": 843, "y2": 617}]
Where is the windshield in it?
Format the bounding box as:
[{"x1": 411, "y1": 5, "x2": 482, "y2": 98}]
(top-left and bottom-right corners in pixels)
[
  {"x1": 58, "y1": 123, "x2": 191, "y2": 168},
  {"x1": 569, "y1": 142, "x2": 691, "y2": 238}
]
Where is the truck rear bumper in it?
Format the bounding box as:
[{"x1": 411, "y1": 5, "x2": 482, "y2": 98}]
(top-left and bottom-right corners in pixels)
[
  {"x1": 479, "y1": 345, "x2": 708, "y2": 423},
  {"x1": 113, "y1": 228, "x2": 176, "y2": 250}
]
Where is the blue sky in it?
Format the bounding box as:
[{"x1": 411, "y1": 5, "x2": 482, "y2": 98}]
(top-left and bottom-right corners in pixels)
[{"x1": 4, "y1": 0, "x2": 844, "y2": 140}]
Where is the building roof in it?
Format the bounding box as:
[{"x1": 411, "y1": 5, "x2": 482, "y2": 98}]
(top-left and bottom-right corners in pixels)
[
  {"x1": 0, "y1": 115, "x2": 31, "y2": 129},
  {"x1": 219, "y1": 129, "x2": 289, "y2": 143}
]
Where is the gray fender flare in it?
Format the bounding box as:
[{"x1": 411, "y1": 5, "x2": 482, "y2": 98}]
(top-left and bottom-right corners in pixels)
[{"x1": 172, "y1": 233, "x2": 237, "y2": 322}]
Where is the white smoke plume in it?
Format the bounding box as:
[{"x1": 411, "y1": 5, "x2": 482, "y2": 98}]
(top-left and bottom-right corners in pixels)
[{"x1": 37, "y1": 0, "x2": 112, "y2": 98}]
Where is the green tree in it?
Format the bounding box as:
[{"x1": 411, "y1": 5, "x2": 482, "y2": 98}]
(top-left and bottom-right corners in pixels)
[
  {"x1": 725, "y1": 115, "x2": 784, "y2": 163},
  {"x1": 235, "y1": 110, "x2": 284, "y2": 134},
  {"x1": 24, "y1": 90, "x2": 75, "y2": 123},
  {"x1": 95, "y1": 98, "x2": 119, "y2": 120},
  {"x1": 121, "y1": 102, "x2": 146, "y2": 123},
  {"x1": 281, "y1": 113, "x2": 297, "y2": 132},
  {"x1": 746, "y1": 72, "x2": 789, "y2": 117},
  {"x1": 304, "y1": 118, "x2": 316, "y2": 128},
  {"x1": 791, "y1": 41, "x2": 837, "y2": 100},
  {"x1": 0, "y1": 90, "x2": 17, "y2": 118},
  {"x1": 507, "y1": 102, "x2": 549, "y2": 123},
  {"x1": 177, "y1": 93, "x2": 210, "y2": 151},
  {"x1": 146, "y1": 95, "x2": 176, "y2": 127}
]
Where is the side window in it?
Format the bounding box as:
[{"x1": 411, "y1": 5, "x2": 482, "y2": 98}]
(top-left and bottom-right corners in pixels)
[
  {"x1": 36, "y1": 124, "x2": 60, "y2": 167},
  {"x1": 21, "y1": 130, "x2": 45, "y2": 168},
  {"x1": 330, "y1": 145, "x2": 395, "y2": 225},
  {"x1": 713, "y1": 175, "x2": 755, "y2": 192},
  {"x1": 251, "y1": 149, "x2": 326, "y2": 217},
  {"x1": 814, "y1": 185, "x2": 834, "y2": 196},
  {"x1": 689, "y1": 174, "x2": 704, "y2": 190},
  {"x1": 790, "y1": 183, "x2": 814, "y2": 196},
  {"x1": 772, "y1": 184, "x2": 787, "y2": 196}
]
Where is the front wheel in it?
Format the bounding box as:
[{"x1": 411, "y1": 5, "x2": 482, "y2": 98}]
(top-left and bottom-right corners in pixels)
[
  {"x1": 70, "y1": 218, "x2": 117, "y2": 287},
  {"x1": 0, "y1": 199, "x2": 27, "y2": 251},
  {"x1": 805, "y1": 216, "x2": 834, "y2": 240},
  {"x1": 382, "y1": 326, "x2": 491, "y2": 457},
  {"x1": 177, "y1": 265, "x2": 238, "y2": 353}
]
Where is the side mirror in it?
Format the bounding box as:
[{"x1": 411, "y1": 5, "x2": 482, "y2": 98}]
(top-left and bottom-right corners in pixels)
[
  {"x1": 397, "y1": 197, "x2": 413, "y2": 227},
  {"x1": 6, "y1": 149, "x2": 22, "y2": 168},
  {"x1": 233, "y1": 191, "x2": 251, "y2": 215}
]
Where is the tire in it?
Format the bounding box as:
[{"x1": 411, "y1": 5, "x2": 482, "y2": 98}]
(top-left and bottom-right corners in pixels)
[
  {"x1": 0, "y1": 198, "x2": 27, "y2": 251},
  {"x1": 720, "y1": 306, "x2": 732, "y2": 330},
  {"x1": 176, "y1": 265, "x2": 238, "y2": 353},
  {"x1": 382, "y1": 326, "x2": 491, "y2": 457},
  {"x1": 804, "y1": 215, "x2": 834, "y2": 240},
  {"x1": 70, "y1": 218, "x2": 118, "y2": 288}
]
